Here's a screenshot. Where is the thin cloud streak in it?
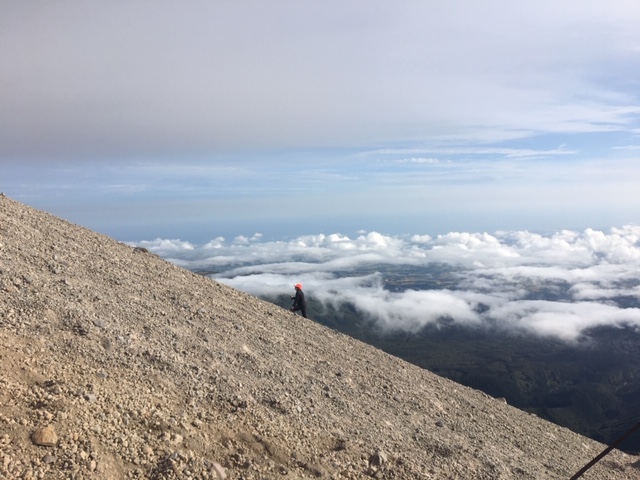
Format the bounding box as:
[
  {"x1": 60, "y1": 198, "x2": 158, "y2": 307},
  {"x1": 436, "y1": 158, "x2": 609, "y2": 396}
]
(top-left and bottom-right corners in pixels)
[{"x1": 133, "y1": 226, "x2": 640, "y2": 342}]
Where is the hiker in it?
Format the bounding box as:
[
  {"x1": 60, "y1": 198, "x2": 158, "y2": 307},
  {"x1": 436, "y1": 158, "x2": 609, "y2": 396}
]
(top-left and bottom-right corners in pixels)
[{"x1": 290, "y1": 283, "x2": 307, "y2": 318}]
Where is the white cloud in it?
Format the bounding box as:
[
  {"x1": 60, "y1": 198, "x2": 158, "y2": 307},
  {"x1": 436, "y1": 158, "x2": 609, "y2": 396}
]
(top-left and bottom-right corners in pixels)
[
  {"x1": 614, "y1": 145, "x2": 640, "y2": 150},
  {"x1": 203, "y1": 237, "x2": 226, "y2": 249},
  {"x1": 134, "y1": 238, "x2": 195, "y2": 252},
  {"x1": 492, "y1": 301, "x2": 640, "y2": 342},
  {"x1": 396, "y1": 158, "x2": 441, "y2": 164},
  {"x1": 136, "y1": 225, "x2": 640, "y2": 342},
  {"x1": 351, "y1": 288, "x2": 481, "y2": 333}
]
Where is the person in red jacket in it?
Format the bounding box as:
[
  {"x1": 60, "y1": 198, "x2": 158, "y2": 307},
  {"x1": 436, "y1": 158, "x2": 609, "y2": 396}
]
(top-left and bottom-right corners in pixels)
[{"x1": 290, "y1": 283, "x2": 307, "y2": 318}]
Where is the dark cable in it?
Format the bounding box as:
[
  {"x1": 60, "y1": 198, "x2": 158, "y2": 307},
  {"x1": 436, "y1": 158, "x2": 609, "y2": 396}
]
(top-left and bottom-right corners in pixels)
[{"x1": 570, "y1": 421, "x2": 640, "y2": 479}]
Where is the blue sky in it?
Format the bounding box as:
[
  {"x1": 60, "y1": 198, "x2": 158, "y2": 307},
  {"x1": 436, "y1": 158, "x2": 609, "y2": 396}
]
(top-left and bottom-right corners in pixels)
[{"x1": 2, "y1": 1, "x2": 640, "y2": 242}]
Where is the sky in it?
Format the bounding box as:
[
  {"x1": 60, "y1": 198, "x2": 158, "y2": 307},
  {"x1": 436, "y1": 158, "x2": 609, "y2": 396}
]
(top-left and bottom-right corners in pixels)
[
  {"x1": 133, "y1": 226, "x2": 640, "y2": 342},
  {"x1": 2, "y1": 1, "x2": 640, "y2": 242}
]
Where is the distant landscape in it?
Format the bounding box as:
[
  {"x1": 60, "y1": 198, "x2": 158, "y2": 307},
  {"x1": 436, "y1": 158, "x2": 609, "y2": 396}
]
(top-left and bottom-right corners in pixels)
[{"x1": 196, "y1": 262, "x2": 640, "y2": 454}]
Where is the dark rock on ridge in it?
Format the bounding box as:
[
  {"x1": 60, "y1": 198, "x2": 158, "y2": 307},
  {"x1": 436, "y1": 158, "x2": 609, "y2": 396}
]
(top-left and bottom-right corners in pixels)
[{"x1": 1, "y1": 195, "x2": 638, "y2": 479}]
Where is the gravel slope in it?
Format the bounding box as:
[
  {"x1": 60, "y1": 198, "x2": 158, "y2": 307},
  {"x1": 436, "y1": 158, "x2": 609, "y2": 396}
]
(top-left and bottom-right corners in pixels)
[{"x1": 1, "y1": 194, "x2": 639, "y2": 479}]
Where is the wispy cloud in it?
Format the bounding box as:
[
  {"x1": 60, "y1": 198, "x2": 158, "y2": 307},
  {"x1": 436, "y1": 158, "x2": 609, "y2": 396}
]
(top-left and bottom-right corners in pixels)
[
  {"x1": 133, "y1": 225, "x2": 640, "y2": 342},
  {"x1": 394, "y1": 158, "x2": 442, "y2": 164},
  {"x1": 613, "y1": 145, "x2": 640, "y2": 150},
  {"x1": 372, "y1": 146, "x2": 577, "y2": 159}
]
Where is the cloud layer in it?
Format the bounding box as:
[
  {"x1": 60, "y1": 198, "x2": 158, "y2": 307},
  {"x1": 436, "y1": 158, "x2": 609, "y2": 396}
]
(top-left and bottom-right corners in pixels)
[
  {"x1": 133, "y1": 226, "x2": 640, "y2": 342},
  {"x1": 2, "y1": 1, "x2": 640, "y2": 159}
]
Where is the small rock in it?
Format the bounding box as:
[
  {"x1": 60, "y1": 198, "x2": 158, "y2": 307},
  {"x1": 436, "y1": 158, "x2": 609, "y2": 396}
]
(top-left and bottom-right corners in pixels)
[
  {"x1": 212, "y1": 462, "x2": 227, "y2": 479},
  {"x1": 192, "y1": 419, "x2": 203, "y2": 428},
  {"x1": 31, "y1": 426, "x2": 57, "y2": 447},
  {"x1": 93, "y1": 318, "x2": 106, "y2": 329},
  {"x1": 101, "y1": 338, "x2": 113, "y2": 351},
  {"x1": 369, "y1": 450, "x2": 387, "y2": 467}
]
